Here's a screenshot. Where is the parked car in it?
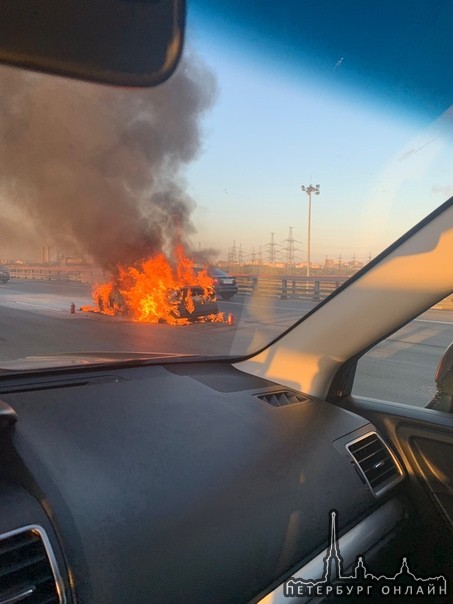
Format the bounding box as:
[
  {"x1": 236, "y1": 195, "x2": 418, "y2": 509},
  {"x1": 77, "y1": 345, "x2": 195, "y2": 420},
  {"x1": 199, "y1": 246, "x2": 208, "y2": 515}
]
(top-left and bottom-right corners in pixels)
[
  {"x1": 0, "y1": 265, "x2": 10, "y2": 283},
  {"x1": 209, "y1": 268, "x2": 238, "y2": 300},
  {"x1": 195, "y1": 267, "x2": 238, "y2": 300}
]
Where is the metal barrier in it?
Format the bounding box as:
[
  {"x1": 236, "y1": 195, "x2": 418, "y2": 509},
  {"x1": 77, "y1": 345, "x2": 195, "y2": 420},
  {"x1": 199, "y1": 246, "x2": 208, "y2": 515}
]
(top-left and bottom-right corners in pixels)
[
  {"x1": 5, "y1": 265, "x2": 452, "y2": 309},
  {"x1": 235, "y1": 275, "x2": 349, "y2": 301}
]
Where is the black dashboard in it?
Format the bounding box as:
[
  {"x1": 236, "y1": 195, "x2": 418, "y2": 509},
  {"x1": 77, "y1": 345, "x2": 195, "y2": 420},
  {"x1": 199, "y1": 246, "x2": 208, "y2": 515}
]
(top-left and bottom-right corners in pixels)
[{"x1": 0, "y1": 362, "x2": 412, "y2": 603}]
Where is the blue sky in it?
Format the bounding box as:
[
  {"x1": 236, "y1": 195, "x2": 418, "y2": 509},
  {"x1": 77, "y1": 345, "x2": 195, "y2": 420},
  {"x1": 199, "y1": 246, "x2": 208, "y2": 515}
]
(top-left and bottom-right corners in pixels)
[{"x1": 182, "y1": 5, "x2": 453, "y2": 264}]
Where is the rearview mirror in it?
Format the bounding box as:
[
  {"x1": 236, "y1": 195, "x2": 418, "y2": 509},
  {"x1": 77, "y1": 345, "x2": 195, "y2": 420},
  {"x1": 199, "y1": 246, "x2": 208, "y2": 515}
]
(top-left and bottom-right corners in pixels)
[
  {"x1": 0, "y1": 0, "x2": 185, "y2": 87},
  {"x1": 427, "y1": 342, "x2": 453, "y2": 413}
]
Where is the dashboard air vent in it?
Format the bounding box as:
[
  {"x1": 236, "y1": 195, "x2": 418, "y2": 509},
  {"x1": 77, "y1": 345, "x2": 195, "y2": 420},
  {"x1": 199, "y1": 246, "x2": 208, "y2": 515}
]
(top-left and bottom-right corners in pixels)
[
  {"x1": 256, "y1": 391, "x2": 308, "y2": 408},
  {"x1": 0, "y1": 526, "x2": 63, "y2": 604},
  {"x1": 346, "y1": 432, "x2": 403, "y2": 497}
]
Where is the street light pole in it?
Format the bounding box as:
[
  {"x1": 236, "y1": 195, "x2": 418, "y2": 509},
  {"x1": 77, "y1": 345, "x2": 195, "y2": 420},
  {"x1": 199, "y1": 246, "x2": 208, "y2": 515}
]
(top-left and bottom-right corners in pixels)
[{"x1": 301, "y1": 183, "x2": 320, "y2": 277}]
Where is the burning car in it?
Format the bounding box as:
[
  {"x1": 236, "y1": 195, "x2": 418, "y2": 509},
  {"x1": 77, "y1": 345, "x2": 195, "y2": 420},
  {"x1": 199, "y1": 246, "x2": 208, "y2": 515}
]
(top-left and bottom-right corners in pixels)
[
  {"x1": 96, "y1": 281, "x2": 219, "y2": 323},
  {"x1": 88, "y1": 247, "x2": 223, "y2": 325}
]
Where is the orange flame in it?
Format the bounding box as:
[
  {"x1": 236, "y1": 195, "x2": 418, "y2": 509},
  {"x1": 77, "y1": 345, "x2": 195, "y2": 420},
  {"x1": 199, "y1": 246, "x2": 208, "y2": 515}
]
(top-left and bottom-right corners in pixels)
[{"x1": 82, "y1": 246, "x2": 225, "y2": 325}]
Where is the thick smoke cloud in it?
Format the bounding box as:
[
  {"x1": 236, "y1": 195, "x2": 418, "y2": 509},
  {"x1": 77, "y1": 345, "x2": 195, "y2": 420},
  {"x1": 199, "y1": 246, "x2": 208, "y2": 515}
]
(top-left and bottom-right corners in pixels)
[{"x1": 0, "y1": 56, "x2": 217, "y2": 268}]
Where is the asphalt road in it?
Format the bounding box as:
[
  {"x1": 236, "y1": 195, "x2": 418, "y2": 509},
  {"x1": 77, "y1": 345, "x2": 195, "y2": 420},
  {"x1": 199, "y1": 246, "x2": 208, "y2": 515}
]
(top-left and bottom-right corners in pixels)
[{"x1": 0, "y1": 280, "x2": 452, "y2": 408}]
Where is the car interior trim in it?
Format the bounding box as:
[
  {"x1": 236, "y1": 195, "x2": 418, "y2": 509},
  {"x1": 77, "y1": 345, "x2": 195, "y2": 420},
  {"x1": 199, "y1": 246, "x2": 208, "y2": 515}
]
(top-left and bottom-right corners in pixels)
[
  {"x1": 0, "y1": 524, "x2": 66, "y2": 604},
  {"x1": 257, "y1": 498, "x2": 405, "y2": 604},
  {"x1": 345, "y1": 431, "x2": 405, "y2": 497}
]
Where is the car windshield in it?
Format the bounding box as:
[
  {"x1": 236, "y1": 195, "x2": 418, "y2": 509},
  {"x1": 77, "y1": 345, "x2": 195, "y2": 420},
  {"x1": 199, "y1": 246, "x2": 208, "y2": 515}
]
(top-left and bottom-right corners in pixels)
[{"x1": 0, "y1": 1, "x2": 452, "y2": 368}]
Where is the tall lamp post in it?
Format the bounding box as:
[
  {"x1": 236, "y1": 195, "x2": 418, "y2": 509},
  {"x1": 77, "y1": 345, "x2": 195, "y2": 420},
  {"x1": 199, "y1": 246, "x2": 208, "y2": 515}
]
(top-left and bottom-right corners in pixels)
[{"x1": 301, "y1": 183, "x2": 320, "y2": 277}]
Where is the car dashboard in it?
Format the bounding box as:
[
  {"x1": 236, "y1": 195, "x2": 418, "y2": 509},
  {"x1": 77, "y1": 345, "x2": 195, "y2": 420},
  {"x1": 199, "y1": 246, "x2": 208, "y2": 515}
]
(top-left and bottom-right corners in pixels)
[{"x1": 0, "y1": 362, "x2": 439, "y2": 603}]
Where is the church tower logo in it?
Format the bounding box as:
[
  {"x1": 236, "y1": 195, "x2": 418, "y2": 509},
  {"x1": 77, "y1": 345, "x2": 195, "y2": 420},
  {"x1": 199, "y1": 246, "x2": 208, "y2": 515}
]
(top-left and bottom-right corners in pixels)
[{"x1": 284, "y1": 510, "x2": 448, "y2": 599}]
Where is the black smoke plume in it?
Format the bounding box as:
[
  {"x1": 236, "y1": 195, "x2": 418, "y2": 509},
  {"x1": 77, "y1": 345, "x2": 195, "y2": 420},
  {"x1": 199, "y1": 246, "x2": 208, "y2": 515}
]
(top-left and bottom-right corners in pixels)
[{"x1": 0, "y1": 55, "x2": 217, "y2": 268}]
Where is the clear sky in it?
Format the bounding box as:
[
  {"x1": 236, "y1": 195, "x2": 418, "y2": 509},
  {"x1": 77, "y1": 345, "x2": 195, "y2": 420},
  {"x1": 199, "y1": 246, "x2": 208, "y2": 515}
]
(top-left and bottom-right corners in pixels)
[{"x1": 183, "y1": 4, "x2": 453, "y2": 264}]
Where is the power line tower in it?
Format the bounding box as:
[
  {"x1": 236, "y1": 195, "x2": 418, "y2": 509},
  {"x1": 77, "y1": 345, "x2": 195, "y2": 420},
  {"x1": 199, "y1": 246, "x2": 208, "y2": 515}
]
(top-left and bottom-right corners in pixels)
[
  {"x1": 268, "y1": 232, "x2": 277, "y2": 266},
  {"x1": 231, "y1": 240, "x2": 237, "y2": 265},
  {"x1": 238, "y1": 243, "x2": 243, "y2": 265},
  {"x1": 283, "y1": 226, "x2": 297, "y2": 273}
]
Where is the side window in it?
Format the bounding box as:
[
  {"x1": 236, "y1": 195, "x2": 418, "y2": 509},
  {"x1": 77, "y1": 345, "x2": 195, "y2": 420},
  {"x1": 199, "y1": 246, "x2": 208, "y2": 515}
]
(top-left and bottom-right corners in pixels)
[{"x1": 352, "y1": 296, "x2": 453, "y2": 411}]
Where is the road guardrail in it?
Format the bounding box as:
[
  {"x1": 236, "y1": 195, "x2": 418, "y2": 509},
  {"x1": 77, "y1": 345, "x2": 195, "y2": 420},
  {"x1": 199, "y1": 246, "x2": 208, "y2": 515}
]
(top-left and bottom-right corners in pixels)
[
  {"x1": 6, "y1": 266, "x2": 452, "y2": 310},
  {"x1": 235, "y1": 274, "x2": 349, "y2": 302}
]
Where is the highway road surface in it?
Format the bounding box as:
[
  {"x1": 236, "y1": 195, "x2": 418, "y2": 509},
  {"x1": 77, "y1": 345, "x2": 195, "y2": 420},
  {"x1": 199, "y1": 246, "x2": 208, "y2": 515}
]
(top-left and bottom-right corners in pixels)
[{"x1": 0, "y1": 279, "x2": 452, "y2": 408}]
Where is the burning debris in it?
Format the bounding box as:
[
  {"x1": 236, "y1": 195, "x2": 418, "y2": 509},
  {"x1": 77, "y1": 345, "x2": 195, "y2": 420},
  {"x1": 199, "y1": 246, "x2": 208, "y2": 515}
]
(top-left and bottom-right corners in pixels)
[{"x1": 82, "y1": 246, "x2": 225, "y2": 325}]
